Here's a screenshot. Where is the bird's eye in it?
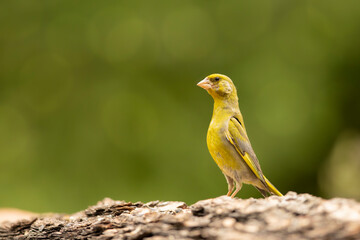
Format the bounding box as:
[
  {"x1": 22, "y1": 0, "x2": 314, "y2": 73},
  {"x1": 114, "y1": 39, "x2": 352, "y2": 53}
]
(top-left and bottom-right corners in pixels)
[{"x1": 214, "y1": 77, "x2": 220, "y2": 81}]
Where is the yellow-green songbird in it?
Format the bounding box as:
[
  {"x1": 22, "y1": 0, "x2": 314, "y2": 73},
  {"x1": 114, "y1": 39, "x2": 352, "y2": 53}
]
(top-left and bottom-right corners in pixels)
[{"x1": 197, "y1": 73, "x2": 283, "y2": 198}]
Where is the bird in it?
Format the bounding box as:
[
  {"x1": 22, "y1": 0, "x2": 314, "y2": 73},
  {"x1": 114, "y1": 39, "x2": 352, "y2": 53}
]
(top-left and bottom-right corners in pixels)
[{"x1": 197, "y1": 73, "x2": 283, "y2": 198}]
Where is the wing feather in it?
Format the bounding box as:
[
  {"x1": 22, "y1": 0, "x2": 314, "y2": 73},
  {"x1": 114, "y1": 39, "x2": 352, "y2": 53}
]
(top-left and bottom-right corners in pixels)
[{"x1": 226, "y1": 116, "x2": 269, "y2": 191}]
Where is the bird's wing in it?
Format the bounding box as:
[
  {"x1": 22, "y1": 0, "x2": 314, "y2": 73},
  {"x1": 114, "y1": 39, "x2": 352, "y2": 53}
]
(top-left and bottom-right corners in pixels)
[{"x1": 225, "y1": 115, "x2": 268, "y2": 190}]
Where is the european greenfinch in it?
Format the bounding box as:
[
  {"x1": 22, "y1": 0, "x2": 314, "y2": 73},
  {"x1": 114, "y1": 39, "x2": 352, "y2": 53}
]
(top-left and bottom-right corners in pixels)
[{"x1": 197, "y1": 73, "x2": 283, "y2": 198}]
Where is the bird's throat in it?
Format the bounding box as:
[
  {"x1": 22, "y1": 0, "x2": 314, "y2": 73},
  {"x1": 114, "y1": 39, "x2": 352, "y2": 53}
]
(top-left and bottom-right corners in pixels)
[{"x1": 212, "y1": 98, "x2": 239, "y2": 117}]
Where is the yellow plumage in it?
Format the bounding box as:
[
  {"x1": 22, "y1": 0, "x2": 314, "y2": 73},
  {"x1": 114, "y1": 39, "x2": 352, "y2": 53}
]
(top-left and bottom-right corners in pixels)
[{"x1": 197, "y1": 73, "x2": 283, "y2": 198}]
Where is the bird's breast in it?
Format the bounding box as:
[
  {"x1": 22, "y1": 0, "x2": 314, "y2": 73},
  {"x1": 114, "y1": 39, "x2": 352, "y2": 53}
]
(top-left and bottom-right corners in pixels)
[{"x1": 206, "y1": 118, "x2": 241, "y2": 174}]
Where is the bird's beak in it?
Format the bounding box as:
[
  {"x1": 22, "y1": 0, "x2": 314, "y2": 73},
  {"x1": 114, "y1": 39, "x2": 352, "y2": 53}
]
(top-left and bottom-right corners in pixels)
[{"x1": 197, "y1": 78, "x2": 212, "y2": 90}]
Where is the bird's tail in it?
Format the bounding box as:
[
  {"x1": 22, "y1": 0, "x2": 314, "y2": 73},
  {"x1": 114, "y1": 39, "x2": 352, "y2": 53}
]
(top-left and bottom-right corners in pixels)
[{"x1": 264, "y1": 176, "x2": 283, "y2": 196}]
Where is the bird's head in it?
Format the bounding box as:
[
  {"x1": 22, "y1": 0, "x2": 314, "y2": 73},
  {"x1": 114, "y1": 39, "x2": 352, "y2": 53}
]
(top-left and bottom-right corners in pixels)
[{"x1": 197, "y1": 73, "x2": 237, "y2": 101}]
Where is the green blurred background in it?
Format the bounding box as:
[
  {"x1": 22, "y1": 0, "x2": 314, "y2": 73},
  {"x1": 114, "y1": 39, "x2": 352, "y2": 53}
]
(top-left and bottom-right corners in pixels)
[{"x1": 1, "y1": 0, "x2": 360, "y2": 213}]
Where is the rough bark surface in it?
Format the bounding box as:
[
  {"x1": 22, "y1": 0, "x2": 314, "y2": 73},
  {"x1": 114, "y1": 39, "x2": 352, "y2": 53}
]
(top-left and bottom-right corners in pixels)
[{"x1": 1, "y1": 192, "x2": 360, "y2": 240}]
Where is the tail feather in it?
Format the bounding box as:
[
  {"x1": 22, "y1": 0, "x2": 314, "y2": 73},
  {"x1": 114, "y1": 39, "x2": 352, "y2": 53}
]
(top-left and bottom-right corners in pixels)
[
  {"x1": 264, "y1": 176, "x2": 283, "y2": 196},
  {"x1": 255, "y1": 186, "x2": 269, "y2": 197}
]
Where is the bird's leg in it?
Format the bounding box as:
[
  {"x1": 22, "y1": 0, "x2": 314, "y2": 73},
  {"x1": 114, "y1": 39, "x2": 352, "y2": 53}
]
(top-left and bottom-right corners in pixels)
[
  {"x1": 224, "y1": 174, "x2": 235, "y2": 196},
  {"x1": 231, "y1": 182, "x2": 242, "y2": 198}
]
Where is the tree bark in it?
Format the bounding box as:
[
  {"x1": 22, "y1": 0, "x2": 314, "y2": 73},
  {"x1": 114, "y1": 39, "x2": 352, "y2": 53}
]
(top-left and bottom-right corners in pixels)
[{"x1": 1, "y1": 192, "x2": 359, "y2": 239}]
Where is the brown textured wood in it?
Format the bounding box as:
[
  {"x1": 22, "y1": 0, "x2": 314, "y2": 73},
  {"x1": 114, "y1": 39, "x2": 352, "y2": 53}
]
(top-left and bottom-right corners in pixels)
[{"x1": 1, "y1": 192, "x2": 360, "y2": 239}]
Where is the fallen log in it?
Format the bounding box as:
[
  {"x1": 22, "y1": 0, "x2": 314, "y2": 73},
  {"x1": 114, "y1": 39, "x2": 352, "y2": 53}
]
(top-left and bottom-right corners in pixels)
[{"x1": 1, "y1": 192, "x2": 359, "y2": 239}]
